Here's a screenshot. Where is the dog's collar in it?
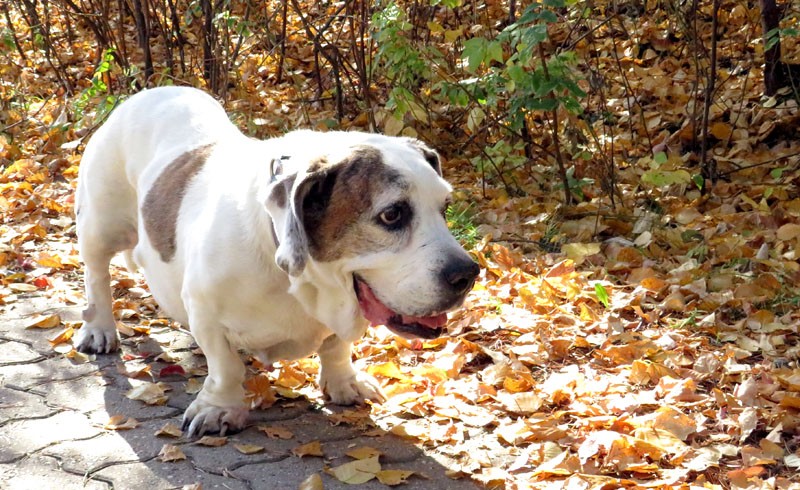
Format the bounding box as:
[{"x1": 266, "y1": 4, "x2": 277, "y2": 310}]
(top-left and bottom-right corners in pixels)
[{"x1": 269, "y1": 155, "x2": 290, "y2": 183}]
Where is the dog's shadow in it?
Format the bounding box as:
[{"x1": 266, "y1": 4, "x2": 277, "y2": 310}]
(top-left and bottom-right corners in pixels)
[{"x1": 5, "y1": 303, "x2": 479, "y2": 489}]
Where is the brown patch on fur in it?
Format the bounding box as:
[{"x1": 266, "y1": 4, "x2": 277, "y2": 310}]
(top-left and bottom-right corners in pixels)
[
  {"x1": 307, "y1": 156, "x2": 328, "y2": 173},
  {"x1": 303, "y1": 146, "x2": 407, "y2": 261},
  {"x1": 142, "y1": 144, "x2": 214, "y2": 262}
]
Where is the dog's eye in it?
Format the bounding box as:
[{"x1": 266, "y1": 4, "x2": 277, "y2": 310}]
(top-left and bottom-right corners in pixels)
[{"x1": 377, "y1": 203, "x2": 407, "y2": 230}]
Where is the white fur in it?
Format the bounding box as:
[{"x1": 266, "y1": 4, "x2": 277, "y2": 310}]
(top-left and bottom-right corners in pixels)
[{"x1": 74, "y1": 86, "x2": 471, "y2": 436}]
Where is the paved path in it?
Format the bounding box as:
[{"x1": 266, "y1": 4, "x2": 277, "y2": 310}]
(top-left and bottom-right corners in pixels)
[{"x1": 0, "y1": 296, "x2": 480, "y2": 489}]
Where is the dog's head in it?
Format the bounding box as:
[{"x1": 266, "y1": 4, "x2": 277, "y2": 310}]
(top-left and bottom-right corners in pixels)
[{"x1": 264, "y1": 133, "x2": 479, "y2": 340}]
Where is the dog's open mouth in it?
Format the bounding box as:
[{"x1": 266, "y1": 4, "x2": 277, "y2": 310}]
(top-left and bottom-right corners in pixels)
[{"x1": 353, "y1": 276, "x2": 447, "y2": 339}]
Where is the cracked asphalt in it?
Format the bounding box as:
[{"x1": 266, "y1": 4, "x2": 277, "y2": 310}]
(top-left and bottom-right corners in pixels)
[{"x1": 0, "y1": 296, "x2": 480, "y2": 489}]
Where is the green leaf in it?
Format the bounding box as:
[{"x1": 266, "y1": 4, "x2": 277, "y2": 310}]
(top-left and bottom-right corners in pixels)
[
  {"x1": 653, "y1": 151, "x2": 668, "y2": 165},
  {"x1": 770, "y1": 167, "x2": 786, "y2": 179},
  {"x1": 691, "y1": 173, "x2": 704, "y2": 190},
  {"x1": 594, "y1": 283, "x2": 610, "y2": 308},
  {"x1": 487, "y1": 40, "x2": 504, "y2": 64},
  {"x1": 462, "y1": 38, "x2": 487, "y2": 73}
]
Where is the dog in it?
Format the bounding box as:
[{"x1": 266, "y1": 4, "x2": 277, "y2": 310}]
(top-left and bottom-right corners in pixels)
[{"x1": 73, "y1": 86, "x2": 479, "y2": 436}]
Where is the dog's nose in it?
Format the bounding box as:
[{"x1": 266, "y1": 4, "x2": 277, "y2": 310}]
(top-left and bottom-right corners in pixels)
[{"x1": 441, "y1": 258, "x2": 480, "y2": 295}]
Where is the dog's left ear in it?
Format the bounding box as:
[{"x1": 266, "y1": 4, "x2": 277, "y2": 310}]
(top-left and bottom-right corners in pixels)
[
  {"x1": 264, "y1": 167, "x2": 338, "y2": 276},
  {"x1": 405, "y1": 138, "x2": 442, "y2": 176}
]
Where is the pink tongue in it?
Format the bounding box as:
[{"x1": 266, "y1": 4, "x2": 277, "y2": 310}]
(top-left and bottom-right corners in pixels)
[{"x1": 355, "y1": 279, "x2": 446, "y2": 329}]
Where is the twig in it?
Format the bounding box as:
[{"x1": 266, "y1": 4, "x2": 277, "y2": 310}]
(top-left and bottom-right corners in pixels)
[
  {"x1": 699, "y1": 0, "x2": 721, "y2": 188},
  {"x1": 717, "y1": 151, "x2": 800, "y2": 178}
]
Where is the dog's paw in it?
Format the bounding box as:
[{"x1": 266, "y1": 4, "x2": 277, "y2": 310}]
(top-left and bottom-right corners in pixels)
[
  {"x1": 182, "y1": 399, "x2": 248, "y2": 438},
  {"x1": 73, "y1": 325, "x2": 120, "y2": 354},
  {"x1": 320, "y1": 371, "x2": 386, "y2": 406}
]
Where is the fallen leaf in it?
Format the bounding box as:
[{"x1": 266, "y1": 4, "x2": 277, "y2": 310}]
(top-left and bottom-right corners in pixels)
[
  {"x1": 326, "y1": 455, "x2": 381, "y2": 484},
  {"x1": 25, "y1": 313, "x2": 61, "y2": 329},
  {"x1": 345, "y1": 446, "x2": 382, "y2": 460},
  {"x1": 155, "y1": 423, "x2": 183, "y2": 438},
  {"x1": 258, "y1": 425, "x2": 294, "y2": 439},
  {"x1": 185, "y1": 378, "x2": 203, "y2": 394},
  {"x1": 233, "y1": 443, "x2": 265, "y2": 455},
  {"x1": 298, "y1": 473, "x2": 324, "y2": 490},
  {"x1": 196, "y1": 436, "x2": 227, "y2": 447},
  {"x1": 376, "y1": 469, "x2": 415, "y2": 485},
  {"x1": 158, "y1": 444, "x2": 186, "y2": 462},
  {"x1": 125, "y1": 382, "x2": 169, "y2": 405},
  {"x1": 292, "y1": 440, "x2": 324, "y2": 458},
  {"x1": 103, "y1": 415, "x2": 139, "y2": 430},
  {"x1": 49, "y1": 326, "x2": 74, "y2": 346},
  {"x1": 159, "y1": 364, "x2": 187, "y2": 377}
]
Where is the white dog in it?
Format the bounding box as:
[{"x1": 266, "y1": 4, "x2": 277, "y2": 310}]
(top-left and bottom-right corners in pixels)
[{"x1": 74, "y1": 86, "x2": 479, "y2": 436}]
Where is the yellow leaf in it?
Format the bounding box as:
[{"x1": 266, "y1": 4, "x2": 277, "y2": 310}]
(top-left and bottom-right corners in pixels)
[
  {"x1": 326, "y1": 455, "x2": 381, "y2": 484},
  {"x1": 345, "y1": 446, "x2": 382, "y2": 460},
  {"x1": 561, "y1": 243, "x2": 601, "y2": 264},
  {"x1": 35, "y1": 252, "x2": 63, "y2": 269},
  {"x1": 155, "y1": 423, "x2": 183, "y2": 438},
  {"x1": 376, "y1": 469, "x2": 414, "y2": 486},
  {"x1": 196, "y1": 436, "x2": 227, "y2": 447},
  {"x1": 157, "y1": 444, "x2": 186, "y2": 462},
  {"x1": 298, "y1": 473, "x2": 324, "y2": 490},
  {"x1": 185, "y1": 378, "x2": 203, "y2": 395},
  {"x1": 383, "y1": 115, "x2": 404, "y2": 137},
  {"x1": 777, "y1": 223, "x2": 800, "y2": 241},
  {"x1": 125, "y1": 382, "x2": 169, "y2": 405},
  {"x1": 233, "y1": 443, "x2": 265, "y2": 455},
  {"x1": 275, "y1": 364, "x2": 307, "y2": 389},
  {"x1": 709, "y1": 121, "x2": 733, "y2": 140},
  {"x1": 103, "y1": 415, "x2": 139, "y2": 430},
  {"x1": 652, "y1": 405, "x2": 696, "y2": 440},
  {"x1": 258, "y1": 425, "x2": 294, "y2": 439},
  {"x1": 244, "y1": 373, "x2": 276, "y2": 408},
  {"x1": 26, "y1": 314, "x2": 61, "y2": 329},
  {"x1": 292, "y1": 441, "x2": 324, "y2": 458},
  {"x1": 49, "y1": 326, "x2": 74, "y2": 346},
  {"x1": 367, "y1": 361, "x2": 405, "y2": 380}
]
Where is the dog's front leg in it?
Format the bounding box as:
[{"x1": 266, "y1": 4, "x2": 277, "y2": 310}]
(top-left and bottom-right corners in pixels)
[
  {"x1": 182, "y1": 318, "x2": 248, "y2": 437},
  {"x1": 317, "y1": 334, "x2": 385, "y2": 405}
]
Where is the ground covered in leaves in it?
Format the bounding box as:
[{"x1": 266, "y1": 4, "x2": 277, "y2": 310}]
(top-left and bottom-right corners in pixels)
[{"x1": 2, "y1": 1, "x2": 800, "y2": 489}]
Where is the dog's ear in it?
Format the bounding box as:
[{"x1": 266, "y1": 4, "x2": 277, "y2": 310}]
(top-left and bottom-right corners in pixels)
[
  {"x1": 404, "y1": 138, "x2": 442, "y2": 176},
  {"x1": 264, "y1": 167, "x2": 338, "y2": 276}
]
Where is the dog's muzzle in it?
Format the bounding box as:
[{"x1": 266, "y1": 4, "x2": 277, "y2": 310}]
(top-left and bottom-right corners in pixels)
[{"x1": 354, "y1": 256, "x2": 479, "y2": 340}]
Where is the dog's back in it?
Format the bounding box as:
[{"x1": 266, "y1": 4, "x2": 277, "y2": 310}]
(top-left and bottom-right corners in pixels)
[{"x1": 73, "y1": 87, "x2": 238, "y2": 352}]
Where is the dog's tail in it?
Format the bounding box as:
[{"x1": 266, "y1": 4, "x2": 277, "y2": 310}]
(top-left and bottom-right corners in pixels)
[{"x1": 122, "y1": 250, "x2": 139, "y2": 272}]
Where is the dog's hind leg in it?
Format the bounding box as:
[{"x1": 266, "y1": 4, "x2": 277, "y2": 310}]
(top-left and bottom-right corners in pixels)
[
  {"x1": 74, "y1": 210, "x2": 137, "y2": 354},
  {"x1": 74, "y1": 139, "x2": 139, "y2": 354}
]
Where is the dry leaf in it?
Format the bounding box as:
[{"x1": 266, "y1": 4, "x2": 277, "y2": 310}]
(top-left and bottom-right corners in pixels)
[
  {"x1": 292, "y1": 441, "x2": 324, "y2": 458},
  {"x1": 155, "y1": 423, "x2": 183, "y2": 438},
  {"x1": 103, "y1": 415, "x2": 139, "y2": 430},
  {"x1": 376, "y1": 469, "x2": 415, "y2": 485},
  {"x1": 196, "y1": 436, "x2": 227, "y2": 447},
  {"x1": 298, "y1": 473, "x2": 324, "y2": 490},
  {"x1": 25, "y1": 313, "x2": 61, "y2": 329},
  {"x1": 258, "y1": 425, "x2": 294, "y2": 439},
  {"x1": 49, "y1": 326, "x2": 74, "y2": 346},
  {"x1": 233, "y1": 443, "x2": 265, "y2": 455},
  {"x1": 345, "y1": 446, "x2": 382, "y2": 460},
  {"x1": 326, "y1": 456, "x2": 381, "y2": 484},
  {"x1": 125, "y1": 382, "x2": 168, "y2": 405},
  {"x1": 185, "y1": 378, "x2": 203, "y2": 395},
  {"x1": 158, "y1": 444, "x2": 186, "y2": 462}
]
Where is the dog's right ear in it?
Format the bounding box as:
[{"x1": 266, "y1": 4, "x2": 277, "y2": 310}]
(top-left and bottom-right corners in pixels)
[
  {"x1": 265, "y1": 173, "x2": 306, "y2": 276},
  {"x1": 264, "y1": 166, "x2": 338, "y2": 276}
]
